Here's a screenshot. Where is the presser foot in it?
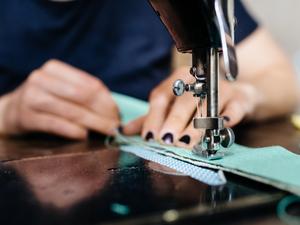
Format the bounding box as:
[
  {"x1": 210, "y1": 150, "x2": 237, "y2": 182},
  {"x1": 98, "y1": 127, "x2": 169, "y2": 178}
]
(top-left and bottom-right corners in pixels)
[
  {"x1": 192, "y1": 144, "x2": 224, "y2": 160},
  {"x1": 192, "y1": 127, "x2": 235, "y2": 160}
]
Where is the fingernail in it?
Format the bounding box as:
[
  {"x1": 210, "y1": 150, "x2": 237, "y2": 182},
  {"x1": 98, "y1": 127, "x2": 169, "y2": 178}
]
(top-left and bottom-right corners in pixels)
[
  {"x1": 145, "y1": 131, "x2": 154, "y2": 141},
  {"x1": 224, "y1": 116, "x2": 231, "y2": 122},
  {"x1": 162, "y1": 133, "x2": 173, "y2": 144},
  {"x1": 117, "y1": 126, "x2": 124, "y2": 134},
  {"x1": 179, "y1": 135, "x2": 191, "y2": 145}
]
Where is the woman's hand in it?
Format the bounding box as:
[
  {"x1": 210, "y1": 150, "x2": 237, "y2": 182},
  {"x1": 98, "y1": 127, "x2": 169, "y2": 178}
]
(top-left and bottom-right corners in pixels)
[
  {"x1": 0, "y1": 59, "x2": 120, "y2": 139},
  {"x1": 124, "y1": 66, "x2": 258, "y2": 148},
  {"x1": 125, "y1": 28, "x2": 299, "y2": 148}
]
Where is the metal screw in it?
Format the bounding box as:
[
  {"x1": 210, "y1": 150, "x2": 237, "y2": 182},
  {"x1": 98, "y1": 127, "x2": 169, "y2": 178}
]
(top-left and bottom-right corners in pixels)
[{"x1": 173, "y1": 79, "x2": 186, "y2": 96}]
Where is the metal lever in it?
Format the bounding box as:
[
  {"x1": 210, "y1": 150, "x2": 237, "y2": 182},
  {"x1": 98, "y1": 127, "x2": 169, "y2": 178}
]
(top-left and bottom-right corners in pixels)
[{"x1": 214, "y1": 0, "x2": 238, "y2": 81}]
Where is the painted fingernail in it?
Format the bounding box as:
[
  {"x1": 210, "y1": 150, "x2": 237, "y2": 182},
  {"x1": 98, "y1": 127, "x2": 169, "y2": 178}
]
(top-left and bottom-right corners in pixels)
[
  {"x1": 162, "y1": 133, "x2": 173, "y2": 144},
  {"x1": 224, "y1": 116, "x2": 231, "y2": 122},
  {"x1": 145, "y1": 131, "x2": 154, "y2": 141},
  {"x1": 179, "y1": 135, "x2": 191, "y2": 145},
  {"x1": 117, "y1": 126, "x2": 124, "y2": 134}
]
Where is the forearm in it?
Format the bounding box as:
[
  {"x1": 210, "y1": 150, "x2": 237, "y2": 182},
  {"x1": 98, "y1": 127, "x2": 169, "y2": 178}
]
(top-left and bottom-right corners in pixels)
[
  {"x1": 247, "y1": 64, "x2": 298, "y2": 121},
  {"x1": 236, "y1": 28, "x2": 298, "y2": 122}
]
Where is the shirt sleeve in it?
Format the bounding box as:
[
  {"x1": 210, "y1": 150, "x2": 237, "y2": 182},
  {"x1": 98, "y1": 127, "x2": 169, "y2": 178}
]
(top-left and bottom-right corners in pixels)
[{"x1": 234, "y1": 0, "x2": 259, "y2": 43}]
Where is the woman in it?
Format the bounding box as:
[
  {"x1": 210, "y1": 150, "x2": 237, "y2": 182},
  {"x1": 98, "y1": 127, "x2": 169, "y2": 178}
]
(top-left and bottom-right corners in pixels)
[{"x1": 0, "y1": 0, "x2": 297, "y2": 148}]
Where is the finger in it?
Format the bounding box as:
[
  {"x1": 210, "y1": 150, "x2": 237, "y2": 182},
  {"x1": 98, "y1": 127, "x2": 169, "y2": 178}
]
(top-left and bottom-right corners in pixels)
[
  {"x1": 142, "y1": 67, "x2": 196, "y2": 141},
  {"x1": 29, "y1": 70, "x2": 90, "y2": 104},
  {"x1": 175, "y1": 120, "x2": 204, "y2": 149},
  {"x1": 123, "y1": 116, "x2": 146, "y2": 136},
  {"x1": 42, "y1": 59, "x2": 99, "y2": 87},
  {"x1": 88, "y1": 91, "x2": 120, "y2": 120},
  {"x1": 30, "y1": 69, "x2": 119, "y2": 120},
  {"x1": 214, "y1": 81, "x2": 240, "y2": 116},
  {"x1": 142, "y1": 93, "x2": 173, "y2": 141},
  {"x1": 29, "y1": 90, "x2": 120, "y2": 135},
  {"x1": 221, "y1": 99, "x2": 246, "y2": 127},
  {"x1": 159, "y1": 94, "x2": 196, "y2": 145},
  {"x1": 20, "y1": 111, "x2": 88, "y2": 140}
]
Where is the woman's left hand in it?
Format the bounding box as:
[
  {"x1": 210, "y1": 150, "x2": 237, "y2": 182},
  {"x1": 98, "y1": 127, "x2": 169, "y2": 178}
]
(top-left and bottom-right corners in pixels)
[{"x1": 124, "y1": 66, "x2": 258, "y2": 149}]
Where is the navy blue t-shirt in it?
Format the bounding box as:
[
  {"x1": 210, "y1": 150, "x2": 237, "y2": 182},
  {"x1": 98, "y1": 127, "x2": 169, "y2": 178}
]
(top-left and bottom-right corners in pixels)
[{"x1": 0, "y1": 0, "x2": 257, "y2": 100}]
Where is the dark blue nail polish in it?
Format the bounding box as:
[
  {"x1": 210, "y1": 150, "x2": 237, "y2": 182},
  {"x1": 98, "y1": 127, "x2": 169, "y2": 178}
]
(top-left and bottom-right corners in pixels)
[
  {"x1": 145, "y1": 131, "x2": 154, "y2": 141},
  {"x1": 224, "y1": 116, "x2": 231, "y2": 122},
  {"x1": 162, "y1": 133, "x2": 173, "y2": 144},
  {"x1": 179, "y1": 135, "x2": 191, "y2": 145},
  {"x1": 117, "y1": 126, "x2": 124, "y2": 134}
]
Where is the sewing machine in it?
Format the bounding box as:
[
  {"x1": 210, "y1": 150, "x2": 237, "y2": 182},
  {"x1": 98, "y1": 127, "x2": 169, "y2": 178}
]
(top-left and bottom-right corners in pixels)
[{"x1": 148, "y1": 0, "x2": 238, "y2": 159}]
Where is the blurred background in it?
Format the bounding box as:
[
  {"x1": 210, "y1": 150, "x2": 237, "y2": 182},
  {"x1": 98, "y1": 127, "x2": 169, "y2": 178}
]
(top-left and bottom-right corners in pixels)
[{"x1": 243, "y1": 0, "x2": 300, "y2": 78}]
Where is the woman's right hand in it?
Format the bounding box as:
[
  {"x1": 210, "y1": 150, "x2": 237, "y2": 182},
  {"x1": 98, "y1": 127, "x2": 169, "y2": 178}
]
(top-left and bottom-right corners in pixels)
[{"x1": 0, "y1": 59, "x2": 120, "y2": 139}]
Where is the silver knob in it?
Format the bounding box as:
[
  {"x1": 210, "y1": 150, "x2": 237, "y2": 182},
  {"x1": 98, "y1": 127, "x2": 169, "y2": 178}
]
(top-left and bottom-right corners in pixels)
[
  {"x1": 220, "y1": 128, "x2": 235, "y2": 148},
  {"x1": 173, "y1": 79, "x2": 186, "y2": 96}
]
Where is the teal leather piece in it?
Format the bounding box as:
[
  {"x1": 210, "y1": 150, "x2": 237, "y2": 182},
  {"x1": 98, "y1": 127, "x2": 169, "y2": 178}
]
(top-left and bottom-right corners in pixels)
[{"x1": 112, "y1": 93, "x2": 300, "y2": 195}]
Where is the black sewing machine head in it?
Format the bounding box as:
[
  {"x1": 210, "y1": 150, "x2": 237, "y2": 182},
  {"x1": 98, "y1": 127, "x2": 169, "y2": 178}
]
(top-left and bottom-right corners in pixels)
[
  {"x1": 149, "y1": 0, "x2": 237, "y2": 79},
  {"x1": 149, "y1": 0, "x2": 238, "y2": 159},
  {"x1": 150, "y1": 0, "x2": 220, "y2": 50}
]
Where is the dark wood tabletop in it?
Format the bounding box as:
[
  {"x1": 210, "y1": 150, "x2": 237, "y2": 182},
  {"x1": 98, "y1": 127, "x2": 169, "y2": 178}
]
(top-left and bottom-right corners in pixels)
[{"x1": 0, "y1": 117, "x2": 299, "y2": 225}]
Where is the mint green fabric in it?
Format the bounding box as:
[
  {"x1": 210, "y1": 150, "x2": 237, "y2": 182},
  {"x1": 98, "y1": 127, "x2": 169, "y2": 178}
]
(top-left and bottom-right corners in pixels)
[
  {"x1": 112, "y1": 93, "x2": 149, "y2": 123},
  {"x1": 112, "y1": 93, "x2": 300, "y2": 195}
]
